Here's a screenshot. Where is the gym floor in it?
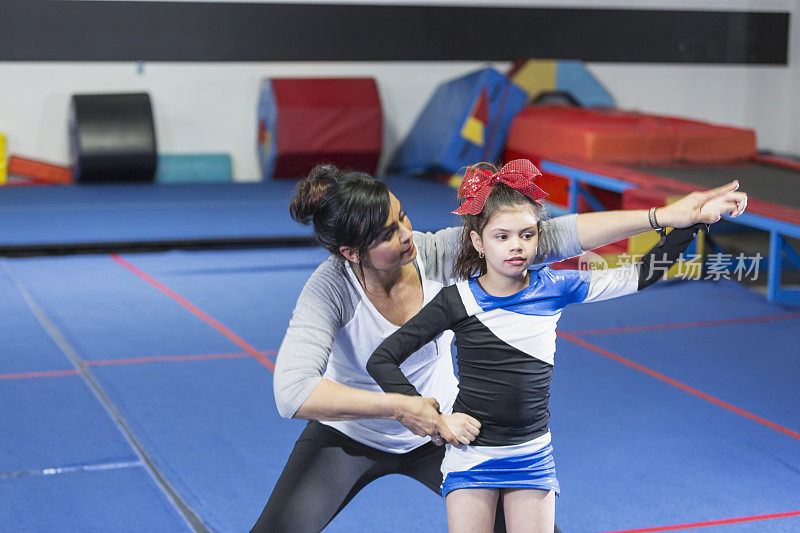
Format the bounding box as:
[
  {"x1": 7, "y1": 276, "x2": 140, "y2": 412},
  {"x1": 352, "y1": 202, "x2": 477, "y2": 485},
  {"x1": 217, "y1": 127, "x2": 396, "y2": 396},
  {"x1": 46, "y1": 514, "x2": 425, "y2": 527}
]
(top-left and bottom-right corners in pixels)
[{"x1": 1, "y1": 179, "x2": 799, "y2": 532}]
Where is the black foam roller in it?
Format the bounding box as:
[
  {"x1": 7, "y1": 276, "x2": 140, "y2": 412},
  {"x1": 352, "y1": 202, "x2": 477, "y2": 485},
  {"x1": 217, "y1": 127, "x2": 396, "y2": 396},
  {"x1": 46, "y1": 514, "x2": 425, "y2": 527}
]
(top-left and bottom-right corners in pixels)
[{"x1": 70, "y1": 93, "x2": 157, "y2": 183}]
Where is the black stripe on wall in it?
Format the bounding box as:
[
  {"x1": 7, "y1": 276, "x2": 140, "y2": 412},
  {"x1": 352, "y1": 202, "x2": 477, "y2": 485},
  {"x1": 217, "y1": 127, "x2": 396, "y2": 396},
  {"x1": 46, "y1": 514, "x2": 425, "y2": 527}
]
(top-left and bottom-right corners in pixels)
[{"x1": 0, "y1": 1, "x2": 789, "y2": 64}]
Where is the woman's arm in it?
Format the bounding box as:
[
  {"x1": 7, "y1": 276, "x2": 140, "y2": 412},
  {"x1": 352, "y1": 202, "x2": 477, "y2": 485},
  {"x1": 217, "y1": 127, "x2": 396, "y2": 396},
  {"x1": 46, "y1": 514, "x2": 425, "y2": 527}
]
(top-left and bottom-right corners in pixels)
[
  {"x1": 295, "y1": 378, "x2": 444, "y2": 428},
  {"x1": 575, "y1": 181, "x2": 747, "y2": 251},
  {"x1": 273, "y1": 263, "x2": 440, "y2": 426},
  {"x1": 274, "y1": 262, "x2": 451, "y2": 439}
]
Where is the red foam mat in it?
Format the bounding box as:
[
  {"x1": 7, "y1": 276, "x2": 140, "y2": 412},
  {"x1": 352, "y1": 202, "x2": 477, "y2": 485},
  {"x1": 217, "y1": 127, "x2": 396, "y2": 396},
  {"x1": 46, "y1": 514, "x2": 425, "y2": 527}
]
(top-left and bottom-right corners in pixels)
[
  {"x1": 271, "y1": 78, "x2": 381, "y2": 178},
  {"x1": 506, "y1": 106, "x2": 756, "y2": 166}
]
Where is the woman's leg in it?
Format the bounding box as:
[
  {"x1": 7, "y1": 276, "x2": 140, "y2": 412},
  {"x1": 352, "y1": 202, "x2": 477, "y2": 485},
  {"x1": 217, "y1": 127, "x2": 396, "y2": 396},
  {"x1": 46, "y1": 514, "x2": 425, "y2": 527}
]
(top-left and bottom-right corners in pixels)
[
  {"x1": 501, "y1": 488, "x2": 555, "y2": 533},
  {"x1": 446, "y1": 488, "x2": 499, "y2": 533},
  {"x1": 396, "y1": 440, "x2": 446, "y2": 492},
  {"x1": 250, "y1": 421, "x2": 394, "y2": 533}
]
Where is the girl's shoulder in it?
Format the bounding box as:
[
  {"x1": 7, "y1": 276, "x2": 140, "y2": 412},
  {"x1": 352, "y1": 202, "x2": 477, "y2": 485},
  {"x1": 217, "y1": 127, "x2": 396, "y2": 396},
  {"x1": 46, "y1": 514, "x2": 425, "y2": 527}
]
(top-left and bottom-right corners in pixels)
[{"x1": 537, "y1": 265, "x2": 588, "y2": 282}]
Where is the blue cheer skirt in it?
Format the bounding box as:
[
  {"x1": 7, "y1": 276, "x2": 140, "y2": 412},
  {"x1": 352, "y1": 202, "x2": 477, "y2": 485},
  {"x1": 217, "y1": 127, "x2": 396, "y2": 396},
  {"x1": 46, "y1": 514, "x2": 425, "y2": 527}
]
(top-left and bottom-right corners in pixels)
[{"x1": 440, "y1": 431, "x2": 560, "y2": 498}]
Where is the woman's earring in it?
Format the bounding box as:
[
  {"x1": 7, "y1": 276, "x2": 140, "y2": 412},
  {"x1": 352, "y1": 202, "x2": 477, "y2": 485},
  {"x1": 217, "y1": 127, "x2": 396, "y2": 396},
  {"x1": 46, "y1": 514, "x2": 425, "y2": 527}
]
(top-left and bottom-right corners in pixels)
[{"x1": 478, "y1": 251, "x2": 484, "y2": 259}]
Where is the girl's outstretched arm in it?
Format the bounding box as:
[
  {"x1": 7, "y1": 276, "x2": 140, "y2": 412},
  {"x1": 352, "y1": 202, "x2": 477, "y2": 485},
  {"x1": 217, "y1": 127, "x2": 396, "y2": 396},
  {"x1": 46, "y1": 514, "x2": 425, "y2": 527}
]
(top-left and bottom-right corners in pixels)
[
  {"x1": 560, "y1": 223, "x2": 707, "y2": 306},
  {"x1": 576, "y1": 181, "x2": 746, "y2": 251}
]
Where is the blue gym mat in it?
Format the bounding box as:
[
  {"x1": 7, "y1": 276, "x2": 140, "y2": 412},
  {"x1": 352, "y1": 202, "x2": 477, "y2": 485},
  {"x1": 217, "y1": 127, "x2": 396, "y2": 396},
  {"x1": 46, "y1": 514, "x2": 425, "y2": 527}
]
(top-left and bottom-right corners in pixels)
[
  {"x1": 550, "y1": 336, "x2": 800, "y2": 532},
  {"x1": 0, "y1": 271, "x2": 72, "y2": 375},
  {"x1": 0, "y1": 468, "x2": 192, "y2": 532},
  {"x1": 2, "y1": 249, "x2": 798, "y2": 532},
  {"x1": 0, "y1": 375, "x2": 136, "y2": 475},
  {"x1": 0, "y1": 177, "x2": 462, "y2": 249}
]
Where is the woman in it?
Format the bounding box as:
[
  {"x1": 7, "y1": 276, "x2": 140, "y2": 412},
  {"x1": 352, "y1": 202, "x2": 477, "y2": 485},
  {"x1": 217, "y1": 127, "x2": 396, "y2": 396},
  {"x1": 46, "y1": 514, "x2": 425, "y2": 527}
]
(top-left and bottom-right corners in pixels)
[{"x1": 251, "y1": 165, "x2": 746, "y2": 532}]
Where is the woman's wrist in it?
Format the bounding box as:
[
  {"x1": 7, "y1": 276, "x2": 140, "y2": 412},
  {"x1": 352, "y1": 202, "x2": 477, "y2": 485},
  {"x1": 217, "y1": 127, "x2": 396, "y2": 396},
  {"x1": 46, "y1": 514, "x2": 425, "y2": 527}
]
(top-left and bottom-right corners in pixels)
[
  {"x1": 652, "y1": 205, "x2": 676, "y2": 228},
  {"x1": 388, "y1": 393, "x2": 410, "y2": 420}
]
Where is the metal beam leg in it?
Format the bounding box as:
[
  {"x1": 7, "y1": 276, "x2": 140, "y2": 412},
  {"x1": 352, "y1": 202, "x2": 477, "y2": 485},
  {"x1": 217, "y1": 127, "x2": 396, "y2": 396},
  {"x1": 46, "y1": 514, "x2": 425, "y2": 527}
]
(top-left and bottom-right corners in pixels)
[{"x1": 767, "y1": 231, "x2": 782, "y2": 303}]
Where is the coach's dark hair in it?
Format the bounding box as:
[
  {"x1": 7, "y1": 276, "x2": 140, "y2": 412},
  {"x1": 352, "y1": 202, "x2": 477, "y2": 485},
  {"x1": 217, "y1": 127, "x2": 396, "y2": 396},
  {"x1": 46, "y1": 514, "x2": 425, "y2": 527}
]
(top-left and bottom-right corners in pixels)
[
  {"x1": 453, "y1": 163, "x2": 550, "y2": 280},
  {"x1": 290, "y1": 164, "x2": 391, "y2": 263}
]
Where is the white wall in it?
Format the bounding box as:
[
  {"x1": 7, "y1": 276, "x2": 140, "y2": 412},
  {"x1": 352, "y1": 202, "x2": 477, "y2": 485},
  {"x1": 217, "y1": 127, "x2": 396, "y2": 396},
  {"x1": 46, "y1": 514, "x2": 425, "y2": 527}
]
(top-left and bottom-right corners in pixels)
[
  {"x1": 790, "y1": 0, "x2": 800, "y2": 154},
  {"x1": 0, "y1": 0, "x2": 796, "y2": 181}
]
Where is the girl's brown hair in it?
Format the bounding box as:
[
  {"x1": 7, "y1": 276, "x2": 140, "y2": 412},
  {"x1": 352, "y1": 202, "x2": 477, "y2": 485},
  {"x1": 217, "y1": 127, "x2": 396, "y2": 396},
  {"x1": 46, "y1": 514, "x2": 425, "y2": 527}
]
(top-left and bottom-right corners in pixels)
[{"x1": 453, "y1": 163, "x2": 550, "y2": 280}]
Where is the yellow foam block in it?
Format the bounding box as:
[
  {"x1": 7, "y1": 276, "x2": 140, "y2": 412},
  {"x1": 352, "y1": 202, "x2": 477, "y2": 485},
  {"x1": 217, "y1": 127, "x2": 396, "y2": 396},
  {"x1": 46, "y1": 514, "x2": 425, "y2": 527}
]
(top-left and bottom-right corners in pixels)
[
  {"x1": 510, "y1": 60, "x2": 557, "y2": 101},
  {"x1": 448, "y1": 173, "x2": 463, "y2": 189},
  {"x1": 460, "y1": 116, "x2": 485, "y2": 146}
]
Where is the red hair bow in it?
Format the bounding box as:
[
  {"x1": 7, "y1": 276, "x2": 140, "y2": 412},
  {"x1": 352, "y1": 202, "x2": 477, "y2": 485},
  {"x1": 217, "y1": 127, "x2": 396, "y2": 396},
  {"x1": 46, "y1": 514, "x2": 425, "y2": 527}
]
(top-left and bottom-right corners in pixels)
[{"x1": 452, "y1": 159, "x2": 548, "y2": 215}]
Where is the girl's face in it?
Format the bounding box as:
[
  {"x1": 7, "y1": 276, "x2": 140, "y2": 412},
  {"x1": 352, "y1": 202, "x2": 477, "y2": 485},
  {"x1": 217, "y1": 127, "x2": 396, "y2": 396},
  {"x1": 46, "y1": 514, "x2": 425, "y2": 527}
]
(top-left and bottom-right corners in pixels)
[
  {"x1": 471, "y1": 207, "x2": 540, "y2": 280},
  {"x1": 362, "y1": 193, "x2": 416, "y2": 273}
]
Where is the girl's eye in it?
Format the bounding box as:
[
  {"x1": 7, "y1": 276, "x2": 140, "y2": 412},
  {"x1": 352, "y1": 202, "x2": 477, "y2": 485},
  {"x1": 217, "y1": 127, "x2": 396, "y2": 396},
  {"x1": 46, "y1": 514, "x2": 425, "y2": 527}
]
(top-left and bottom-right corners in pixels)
[
  {"x1": 383, "y1": 231, "x2": 394, "y2": 241},
  {"x1": 522, "y1": 233, "x2": 533, "y2": 239},
  {"x1": 400, "y1": 212, "x2": 407, "y2": 221},
  {"x1": 496, "y1": 234, "x2": 507, "y2": 240}
]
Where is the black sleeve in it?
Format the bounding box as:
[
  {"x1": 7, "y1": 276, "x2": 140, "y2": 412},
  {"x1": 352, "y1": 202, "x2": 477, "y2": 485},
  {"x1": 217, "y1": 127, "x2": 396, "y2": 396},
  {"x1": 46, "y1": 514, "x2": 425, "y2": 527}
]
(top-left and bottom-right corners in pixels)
[
  {"x1": 638, "y1": 223, "x2": 707, "y2": 291},
  {"x1": 366, "y1": 285, "x2": 465, "y2": 396}
]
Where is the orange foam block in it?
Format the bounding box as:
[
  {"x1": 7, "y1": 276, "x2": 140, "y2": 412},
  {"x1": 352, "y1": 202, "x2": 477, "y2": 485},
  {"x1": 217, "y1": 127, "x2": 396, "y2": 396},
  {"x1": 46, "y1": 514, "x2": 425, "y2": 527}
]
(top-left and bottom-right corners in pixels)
[
  {"x1": 506, "y1": 106, "x2": 756, "y2": 165},
  {"x1": 8, "y1": 156, "x2": 73, "y2": 184}
]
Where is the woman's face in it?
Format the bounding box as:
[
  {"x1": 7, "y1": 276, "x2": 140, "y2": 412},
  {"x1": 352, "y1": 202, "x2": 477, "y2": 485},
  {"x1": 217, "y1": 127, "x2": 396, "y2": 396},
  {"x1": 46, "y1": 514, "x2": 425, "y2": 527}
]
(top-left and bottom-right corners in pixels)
[{"x1": 362, "y1": 193, "x2": 416, "y2": 273}]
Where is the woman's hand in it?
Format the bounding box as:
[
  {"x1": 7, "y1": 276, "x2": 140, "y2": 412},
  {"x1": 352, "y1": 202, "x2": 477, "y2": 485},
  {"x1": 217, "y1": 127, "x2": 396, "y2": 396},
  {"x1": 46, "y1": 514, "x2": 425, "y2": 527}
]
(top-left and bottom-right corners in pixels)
[
  {"x1": 442, "y1": 412, "x2": 482, "y2": 447},
  {"x1": 395, "y1": 395, "x2": 460, "y2": 446},
  {"x1": 658, "y1": 181, "x2": 748, "y2": 228}
]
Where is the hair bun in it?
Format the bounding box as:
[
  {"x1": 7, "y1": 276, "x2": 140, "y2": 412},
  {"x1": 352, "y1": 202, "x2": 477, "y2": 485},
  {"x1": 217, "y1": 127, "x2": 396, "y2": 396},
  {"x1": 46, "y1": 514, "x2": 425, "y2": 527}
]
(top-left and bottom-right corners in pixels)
[{"x1": 289, "y1": 164, "x2": 341, "y2": 224}]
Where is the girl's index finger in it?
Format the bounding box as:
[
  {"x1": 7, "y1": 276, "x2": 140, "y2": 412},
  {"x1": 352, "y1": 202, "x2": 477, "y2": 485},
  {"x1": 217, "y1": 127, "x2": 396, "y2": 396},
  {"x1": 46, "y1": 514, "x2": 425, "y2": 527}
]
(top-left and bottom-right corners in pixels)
[{"x1": 707, "y1": 180, "x2": 740, "y2": 198}]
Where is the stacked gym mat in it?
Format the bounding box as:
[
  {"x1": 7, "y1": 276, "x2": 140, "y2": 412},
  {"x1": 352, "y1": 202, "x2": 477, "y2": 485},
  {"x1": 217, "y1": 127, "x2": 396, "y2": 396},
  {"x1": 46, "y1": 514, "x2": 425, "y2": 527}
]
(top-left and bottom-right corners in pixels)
[{"x1": 389, "y1": 67, "x2": 527, "y2": 175}]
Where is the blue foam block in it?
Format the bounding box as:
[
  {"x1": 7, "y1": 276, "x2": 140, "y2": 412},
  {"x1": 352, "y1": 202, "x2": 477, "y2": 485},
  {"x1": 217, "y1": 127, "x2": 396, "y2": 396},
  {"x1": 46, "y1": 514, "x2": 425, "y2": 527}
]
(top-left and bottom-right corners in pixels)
[
  {"x1": 0, "y1": 175, "x2": 460, "y2": 247},
  {"x1": 390, "y1": 67, "x2": 528, "y2": 174},
  {"x1": 555, "y1": 60, "x2": 615, "y2": 108},
  {"x1": 155, "y1": 154, "x2": 232, "y2": 184}
]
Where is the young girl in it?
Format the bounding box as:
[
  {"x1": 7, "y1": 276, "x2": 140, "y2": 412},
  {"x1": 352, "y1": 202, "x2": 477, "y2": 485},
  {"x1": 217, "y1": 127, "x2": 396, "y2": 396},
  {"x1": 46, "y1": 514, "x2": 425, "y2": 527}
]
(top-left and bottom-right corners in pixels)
[{"x1": 366, "y1": 159, "x2": 706, "y2": 532}]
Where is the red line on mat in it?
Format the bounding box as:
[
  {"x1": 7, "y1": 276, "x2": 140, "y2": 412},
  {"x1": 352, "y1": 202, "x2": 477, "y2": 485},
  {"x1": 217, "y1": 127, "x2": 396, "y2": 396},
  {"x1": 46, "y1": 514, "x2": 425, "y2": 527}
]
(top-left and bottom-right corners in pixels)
[
  {"x1": 82, "y1": 350, "x2": 276, "y2": 367},
  {"x1": 110, "y1": 254, "x2": 275, "y2": 372},
  {"x1": 1, "y1": 351, "x2": 277, "y2": 381},
  {"x1": 0, "y1": 369, "x2": 81, "y2": 380},
  {"x1": 557, "y1": 331, "x2": 800, "y2": 442},
  {"x1": 565, "y1": 312, "x2": 800, "y2": 336},
  {"x1": 601, "y1": 508, "x2": 800, "y2": 532}
]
